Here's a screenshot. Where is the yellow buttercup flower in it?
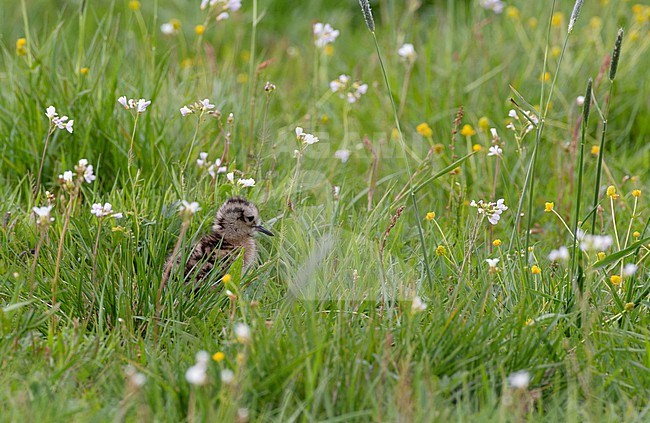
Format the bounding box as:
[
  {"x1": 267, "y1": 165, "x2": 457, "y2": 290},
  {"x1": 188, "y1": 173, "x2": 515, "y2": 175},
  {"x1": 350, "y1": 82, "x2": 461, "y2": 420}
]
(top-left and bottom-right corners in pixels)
[
  {"x1": 633, "y1": 231, "x2": 640, "y2": 239},
  {"x1": 128, "y1": 0, "x2": 141, "y2": 11},
  {"x1": 590, "y1": 146, "x2": 600, "y2": 155},
  {"x1": 478, "y1": 116, "x2": 490, "y2": 132},
  {"x1": 472, "y1": 144, "x2": 483, "y2": 152},
  {"x1": 524, "y1": 318, "x2": 534, "y2": 326},
  {"x1": 610, "y1": 274, "x2": 622, "y2": 285},
  {"x1": 433, "y1": 144, "x2": 444, "y2": 154},
  {"x1": 506, "y1": 6, "x2": 520, "y2": 19},
  {"x1": 632, "y1": 189, "x2": 641, "y2": 197},
  {"x1": 493, "y1": 239, "x2": 502, "y2": 247},
  {"x1": 222, "y1": 274, "x2": 232, "y2": 284},
  {"x1": 195, "y1": 25, "x2": 206, "y2": 35},
  {"x1": 597, "y1": 252, "x2": 606, "y2": 261},
  {"x1": 425, "y1": 211, "x2": 436, "y2": 221},
  {"x1": 79, "y1": 67, "x2": 89, "y2": 76},
  {"x1": 435, "y1": 245, "x2": 446, "y2": 256},
  {"x1": 531, "y1": 265, "x2": 541, "y2": 275},
  {"x1": 16, "y1": 38, "x2": 27, "y2": 56},
  {"x1": 237, "y1": 73, "x2": 249, "y2": 84},
  {"x1": 540, "y1": 72, "x2": 551, "y2": 82},
  {"x1": 170, "y1": 19, "x2": 182, "y2": 31},
  {"x1": 606, "y1": 185, "x2": 618, "y2": 198},
  {"x1": 212, "y1": 351, "x2": 225, "y2": 362},
  {"x1": 551, "y1": 46, "x2": 561, "y2": 58},
  {"x1": 460, "y1": 124, "x2": 476, "y2": 137},
  {"x1": 544, "y1": 202, "x2": 554, "y2": 212},
  {"x1": 551, "y1": 12, "x2": 564, "y2": 27},
  {"x1": 417, "y1": 122, "x2": 433, "y2": 138}
]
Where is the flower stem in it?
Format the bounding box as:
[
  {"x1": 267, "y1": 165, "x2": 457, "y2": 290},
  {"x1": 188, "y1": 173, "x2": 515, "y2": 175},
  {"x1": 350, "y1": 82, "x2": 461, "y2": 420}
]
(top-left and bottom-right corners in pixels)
[{"x1": 34, "y1": 127, "x2": 54, "y2": 200}]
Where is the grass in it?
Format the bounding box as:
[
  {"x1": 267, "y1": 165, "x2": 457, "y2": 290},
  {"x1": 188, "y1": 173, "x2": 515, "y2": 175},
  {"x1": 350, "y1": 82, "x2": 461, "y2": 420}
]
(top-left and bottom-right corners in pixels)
[{"x1": 1, "y1": 0, "x2": 649, "y2": 421}]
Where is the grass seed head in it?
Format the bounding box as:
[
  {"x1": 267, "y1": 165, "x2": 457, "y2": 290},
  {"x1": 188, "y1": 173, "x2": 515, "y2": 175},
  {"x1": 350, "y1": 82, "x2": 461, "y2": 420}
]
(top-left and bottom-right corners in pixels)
[
  {"x1": 358, "y1": 0, "x2": 375, "y2": 32},
  {"x1": 609, "y1": 28, "x2": 624, "y2": 81}
]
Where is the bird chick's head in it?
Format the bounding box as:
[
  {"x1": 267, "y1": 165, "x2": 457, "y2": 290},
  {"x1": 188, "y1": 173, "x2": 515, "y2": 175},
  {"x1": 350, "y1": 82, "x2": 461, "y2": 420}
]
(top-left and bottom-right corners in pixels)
[{"x1": 212, "y1": 197, "x2": 273, "y2": 242}]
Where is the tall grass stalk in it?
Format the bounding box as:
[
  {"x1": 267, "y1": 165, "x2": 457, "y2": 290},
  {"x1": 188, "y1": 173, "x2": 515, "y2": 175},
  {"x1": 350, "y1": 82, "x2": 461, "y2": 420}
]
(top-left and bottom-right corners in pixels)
[
  {"x1": 358, "y1": 0, "x2": 433, "y2": 288},
  {"x1": 570, "y1": 78, "x2": 592, "y2": 293},
  {"x1": 591, "y1": 29, "x2": 624, "y2": 234}
]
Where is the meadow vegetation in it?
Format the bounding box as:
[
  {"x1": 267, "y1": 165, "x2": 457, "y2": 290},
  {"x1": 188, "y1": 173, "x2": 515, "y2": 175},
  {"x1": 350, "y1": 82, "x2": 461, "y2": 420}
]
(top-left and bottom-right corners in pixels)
[{"x1": 1, "y1": 0, "x2": 649, "y2": 421}]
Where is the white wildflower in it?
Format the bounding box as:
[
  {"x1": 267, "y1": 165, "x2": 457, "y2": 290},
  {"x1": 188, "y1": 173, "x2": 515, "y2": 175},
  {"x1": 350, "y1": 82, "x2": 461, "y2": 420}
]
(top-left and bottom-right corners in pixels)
[
  {"x1": 334, "y1": 149, "x2": 351, "y2": 163},
  {"x1": 313, "y1": 23, "x2": 340, "y2": 49},
  {"x1": 185, "y1": 364, "x2": 208, "y2": 385},
  {"x1": 197, "y1": 152, "x2": 209, "y2": 167},
  {"x1": 45, "y1": 106, "x2": 57, "y2": 120},
  {"x1": 623, "y1": 264, "x2": 638, "y2": 277},
  {"x1": 91, "y1": 202, "x2": 121, "y2": 219},
  {"x1": 234, "y1": 322, "x2": 251, "y2": 343},
  {"x1": 33, "y1": 205, "x2": 54, "y2": 226},
  {"x1": 216, "y1": 12, "x2": 229, "y2": 21},
  {"x1": 486, "y1": 258, "x2": 500, "y2": 268},
  {"x1": 480, "y1": 0, "x2": 506, "y2": 14},
  {"x1": 576, "y1": 96, "x2": 585, "y2": 106},
  {"x1": 237, "y1": 178, "x2": 255, "y2": 188},
  {"x1": 220, "y1": 369, "x2": 235, "y2": 385},
  {"x1": 508, "y1": 370, "x2": 530, "y2": 389},
  {"x1": 226, "y1": 172, "x2": 235, "y2": 184},
  {"x1": 411, "y1": 295, "x2": 427, "y2": 313},
  {"x1": 180, "y1": 106, "x2": 193, "y2": 116},
  {"x1": 179, "y1": 200, "x2": 200, "y2": 220},
  {"x1": 397, "y1": 43, "x2": 416, "y2": 62},
  {"x1": 118, "y1": 96, "x2": 151, "y2": 114},
  {"x1": 471, "y1": 199, "x2": 508, "y2": 225},
  {"x1": 548, "y1": 246, "x2": 570, "y2": 262},
  {"x1": 488, "y1": 145, "x2": 503, "y2": 157}
]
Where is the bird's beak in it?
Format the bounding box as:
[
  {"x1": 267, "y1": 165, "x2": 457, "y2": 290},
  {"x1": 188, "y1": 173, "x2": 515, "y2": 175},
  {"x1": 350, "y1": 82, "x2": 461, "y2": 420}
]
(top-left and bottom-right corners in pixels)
[{"x1": 256, "y1": 225, "x2": 274, "y2": 236}]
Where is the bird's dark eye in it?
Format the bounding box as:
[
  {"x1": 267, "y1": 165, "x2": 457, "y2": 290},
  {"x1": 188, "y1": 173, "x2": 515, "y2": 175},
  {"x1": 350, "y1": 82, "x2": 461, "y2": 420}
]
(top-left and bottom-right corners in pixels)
[{"x1": 245, "y1": 215, "x2": 254, "y2": 222}]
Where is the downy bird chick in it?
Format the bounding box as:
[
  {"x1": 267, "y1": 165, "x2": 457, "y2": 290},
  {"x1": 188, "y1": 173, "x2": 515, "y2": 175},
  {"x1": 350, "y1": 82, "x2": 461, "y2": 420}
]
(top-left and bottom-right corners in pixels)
[{"x1": 182, "y1": 197, "x2": 273, "y2": 281}]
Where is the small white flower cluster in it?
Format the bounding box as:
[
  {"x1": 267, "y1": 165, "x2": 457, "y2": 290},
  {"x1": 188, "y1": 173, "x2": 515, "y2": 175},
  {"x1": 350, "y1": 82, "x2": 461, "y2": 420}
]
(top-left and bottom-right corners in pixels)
[
  {"x1": 118, "y1": 96, "x2": 151, "y2": 114},
  {"x1": 185, "y1": 350, "x2": 210, "y2": 386},
  {"x1": 313, "y1": 22, "x2": 340, "y2": 48},
  {"x1": 507, "y1": 370, "x2": 530, "y2": 389},
  {"x1": 59, "y1": 159, "x2": 95, "y2": 191},
  {"x1": 234, "y1": 322, "x2": 251, "y2": 344},
  {"x1": 470, "y1": 198, "x2": 508, "y2": 225},
  {"x1": 577, "y1": 230, "x2": 613, "y2": 252},
  {"x1": 548, "y1": 246, "x2": 570, "y2": 262},
  {"x1": 623, "y1": 263, "x2": 638, "y2": 277},
  {"x1": 329, "y1": 74, "x2": 368, "y2": 103},
  {"x1": 411, "y1": 295, "x2": 427, "y2": 313},
  {"x1": 397, "y1": 43, "x2": 417, "y2": 62},
  {"x1": 295, "y1": 127, "x2": 319, "y2": 145},
  {"x1": 33, "y1": 205, "x2": 54, "y2": 227},
  {"x1": 160, "y1": 20, "x2": 180, "y2": 35},
  {"x1": 124, "y1": 365, "x2": 147, "y2": 388},
  {"x1": 506, "y1": 109, "x2": 538, "y2": 134},
  {"x1": 486, "y1": 258, "x2": 500, "y2": 270},
  {"x1": 334, "y1": 149, "x2": 350, "y2": 163},
  {"x1": 196, "y1": 152, "x2": 228, "y2": 178},
  {"x1": 45, "y1": 106, "x2": 74, "y2": 133},
  {"x1": 91, "y1": 202, "x2": 123, "y2": 219},
  {"x1": 200, "y1": 0, "x2": 241, "y2": 21},
  {"x1": 480, "y1": 0, "x2": 506, "y2": 14},
  {"x1": 180, "y1": 98, "x2": 218, "y2": 117},
  {"x1": 488, "y1": 128, "x2": 503, "y2": 157},
  {"x1": 226, "y1": 172, "x2": 255, "y2": 188},
  {"x1": 179, "y1": 200, "x2": 201, "y2": 221}
]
